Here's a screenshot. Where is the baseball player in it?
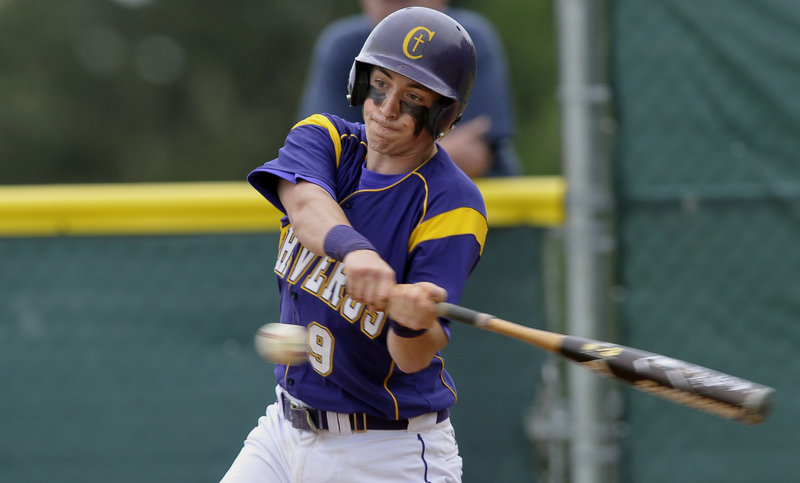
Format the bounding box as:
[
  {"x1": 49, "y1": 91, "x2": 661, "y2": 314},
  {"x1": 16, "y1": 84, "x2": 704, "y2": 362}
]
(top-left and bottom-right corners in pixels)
[{"x1": 221, "y1": 7, "x2": 486, "y2": 482}]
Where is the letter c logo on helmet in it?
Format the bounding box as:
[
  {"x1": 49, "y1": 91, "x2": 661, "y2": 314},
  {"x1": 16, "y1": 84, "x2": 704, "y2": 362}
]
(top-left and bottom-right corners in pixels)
[{"x1": 402, "y1": 27, "x2": 435, "y2": 60}]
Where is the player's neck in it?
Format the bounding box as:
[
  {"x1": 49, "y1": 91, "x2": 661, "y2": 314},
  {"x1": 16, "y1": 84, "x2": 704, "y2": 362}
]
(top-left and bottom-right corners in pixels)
[{"x1": 366, "y1": 144, "x2": 437, "y2": 175}]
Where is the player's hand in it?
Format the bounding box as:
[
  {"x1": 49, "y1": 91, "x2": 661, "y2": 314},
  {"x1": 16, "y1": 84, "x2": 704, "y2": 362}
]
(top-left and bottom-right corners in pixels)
[
  {"x1": 386, "y1": 282, "x2": 448, "y2": 331},
  {"x1": 342, "y1": 249, "x2": 396, "y2": 311}
]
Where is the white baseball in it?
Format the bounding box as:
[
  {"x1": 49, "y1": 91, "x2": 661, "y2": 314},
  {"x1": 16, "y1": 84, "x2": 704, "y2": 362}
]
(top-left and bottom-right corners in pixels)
[{"x1": 254, "y1": 323, "x2": 308, "y2": 365}]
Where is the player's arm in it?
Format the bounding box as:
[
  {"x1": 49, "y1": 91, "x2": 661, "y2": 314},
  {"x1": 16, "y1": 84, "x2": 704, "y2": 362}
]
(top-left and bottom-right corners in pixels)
[
  {"x1": 277, "y1": 178, "x2": 396, "y2": 309},
  {"x1": 277, "y1": 178, "x2": 348, "y2": 255},
  {"x1": 385, "y1": 282, "x2": 450, "y2": 374},
  {"x1": 387, "y1": 201, "x2": 487, "y2": 373}
]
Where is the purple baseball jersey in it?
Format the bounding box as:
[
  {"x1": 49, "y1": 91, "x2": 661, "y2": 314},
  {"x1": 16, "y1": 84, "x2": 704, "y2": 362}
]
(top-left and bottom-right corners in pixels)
[{"x1": 248, "y1": 113, "x2": 487, "y2": 420}]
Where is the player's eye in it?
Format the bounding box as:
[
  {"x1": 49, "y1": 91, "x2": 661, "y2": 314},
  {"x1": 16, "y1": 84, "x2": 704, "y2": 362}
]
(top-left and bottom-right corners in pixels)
[{"x1": 406, "y1": 91, "x2": 427, "y2": 105}]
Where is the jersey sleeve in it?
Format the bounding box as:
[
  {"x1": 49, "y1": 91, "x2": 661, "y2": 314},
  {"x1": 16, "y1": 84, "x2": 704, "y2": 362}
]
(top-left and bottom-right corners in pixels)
[
  {"x1": 248, "y1": 114, "x2": 350, "y2": 213},
  {"x1": 405, "y1": 184, "x2": 488, "y2": 338}
]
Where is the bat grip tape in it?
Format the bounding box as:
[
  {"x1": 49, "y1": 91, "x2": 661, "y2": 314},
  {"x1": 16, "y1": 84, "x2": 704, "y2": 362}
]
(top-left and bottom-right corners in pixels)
[{"x1": 437, "y1": 302, "x2": 494, "y2": 328}]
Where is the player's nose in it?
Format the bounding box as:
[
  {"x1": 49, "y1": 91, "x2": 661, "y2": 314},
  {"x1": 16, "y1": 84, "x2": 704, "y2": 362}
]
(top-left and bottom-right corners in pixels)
[{"x1": 379, "y1": 90, "x2": 401, "y2": 119}]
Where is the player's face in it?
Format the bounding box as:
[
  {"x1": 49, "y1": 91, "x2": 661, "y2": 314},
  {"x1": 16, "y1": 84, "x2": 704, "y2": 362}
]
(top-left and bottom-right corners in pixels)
[{"x1": 363, "y1": 67, "x2": 438, "y2": 158}]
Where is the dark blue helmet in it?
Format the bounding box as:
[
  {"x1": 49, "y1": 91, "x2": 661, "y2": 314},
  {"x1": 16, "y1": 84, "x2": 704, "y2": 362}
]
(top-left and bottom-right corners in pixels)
[{"x1": 347, "y1": 6, "x2": 477, "y2": 138}]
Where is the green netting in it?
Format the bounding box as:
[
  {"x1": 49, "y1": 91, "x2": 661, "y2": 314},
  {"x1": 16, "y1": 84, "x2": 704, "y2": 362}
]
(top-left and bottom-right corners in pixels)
[
  {"x1": 0, "y1": 227, "x2": 545, "y2": 483},
  {"x1": 0, "y1": 234, "x2": 277, "y2": 482},
  {"x1": 612, "y1": 0, "x2": 800, "y2": 481}
]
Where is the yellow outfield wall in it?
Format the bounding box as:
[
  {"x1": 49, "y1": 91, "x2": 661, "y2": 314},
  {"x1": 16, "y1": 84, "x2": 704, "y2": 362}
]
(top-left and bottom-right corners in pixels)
[{"x1": 0, "y1": 176, "x2": 565, "y2": 236}]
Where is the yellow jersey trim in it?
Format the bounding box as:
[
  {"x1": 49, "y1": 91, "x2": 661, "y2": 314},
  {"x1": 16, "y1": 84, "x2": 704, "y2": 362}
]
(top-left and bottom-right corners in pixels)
[
  {"x1": 408, "y1": 207, "x2": 488, "y2": 255},
  {"x1": 292, "y1": 114, "x2": 342, "y2": 168},
  {"x1": 383, "y1": 362, "x2": 401, "y2": 420},
  {"x1": 435, "y1": 355, "x2": 458, "y2": 404}
]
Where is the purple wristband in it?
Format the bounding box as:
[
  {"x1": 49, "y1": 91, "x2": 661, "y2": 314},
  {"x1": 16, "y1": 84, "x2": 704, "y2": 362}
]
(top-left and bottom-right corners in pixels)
[
  {"x1": 390, "y1": 320, "x2": 429, "y2": 338},
  {"x1": 324, "y1": 225, "x2": 376, "y2": 261}
]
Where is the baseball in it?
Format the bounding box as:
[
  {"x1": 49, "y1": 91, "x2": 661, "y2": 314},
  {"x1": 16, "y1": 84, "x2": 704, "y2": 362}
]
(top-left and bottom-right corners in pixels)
[{"x1": 254, "y1": 323, "x2": 308, "y2": 365}]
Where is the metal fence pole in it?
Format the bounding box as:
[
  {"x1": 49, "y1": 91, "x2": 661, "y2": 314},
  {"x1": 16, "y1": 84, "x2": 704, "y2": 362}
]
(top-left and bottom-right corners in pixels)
[{"x1": 556, "y1": 0, "x2": 618, "y2": 482}]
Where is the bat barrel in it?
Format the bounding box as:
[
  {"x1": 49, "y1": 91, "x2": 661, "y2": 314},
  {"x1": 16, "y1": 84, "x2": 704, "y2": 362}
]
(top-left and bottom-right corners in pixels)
[
  {"x1": 561, "y1": 336, "x2": 775, "y2": 425},
  {"x1": 632, "y1": 377, "x2": 774, "y2": 425},
  {"x1": 741, "y1": 387, "x2": 775, "y2": 424},
  {"x1": 438, "y1": 302, "x2": 776, "y2": 425}
]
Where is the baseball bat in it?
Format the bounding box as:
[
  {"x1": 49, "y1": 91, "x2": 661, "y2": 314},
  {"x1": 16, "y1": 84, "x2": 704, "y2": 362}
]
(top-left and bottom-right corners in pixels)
[{"x1": 437, "y1": 302, "x2": 774, "y2": 425}]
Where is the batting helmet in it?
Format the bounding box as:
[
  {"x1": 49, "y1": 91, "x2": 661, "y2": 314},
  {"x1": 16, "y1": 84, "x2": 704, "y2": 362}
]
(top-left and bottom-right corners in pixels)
[{"x1": 347, "y1": 6, "x2": 477, "y2": 138}]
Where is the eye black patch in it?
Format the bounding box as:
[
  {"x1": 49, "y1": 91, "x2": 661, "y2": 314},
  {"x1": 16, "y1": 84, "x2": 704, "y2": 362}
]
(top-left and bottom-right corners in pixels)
[
  {"x1": 366, "y1": 85, "x2": 430, "y2": 137},
  {"x1": 366, "y1": 85, "x2": 386, "y2": 106},
  {"x1": 400, "y1": 101, "x2": 429, "y2": 137}
]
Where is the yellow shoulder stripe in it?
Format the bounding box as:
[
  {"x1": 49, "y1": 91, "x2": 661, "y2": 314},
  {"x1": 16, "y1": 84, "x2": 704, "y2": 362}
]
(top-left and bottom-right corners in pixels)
[
  {"x1": 408, "y1": 207, "x2": 488, "y2": 255},
  {"x1": 292, "y1": 114, "x2": 342, "y2": 167}
]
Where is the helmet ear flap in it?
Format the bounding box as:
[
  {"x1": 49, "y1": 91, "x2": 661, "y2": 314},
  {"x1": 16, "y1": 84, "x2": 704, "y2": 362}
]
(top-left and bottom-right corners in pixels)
[
  {"x1": 427, "y1": 98, "x2": 460, "y2": 138},
  {"x1": 347, "y1": 62, "x2": 370, "y2": 107}
]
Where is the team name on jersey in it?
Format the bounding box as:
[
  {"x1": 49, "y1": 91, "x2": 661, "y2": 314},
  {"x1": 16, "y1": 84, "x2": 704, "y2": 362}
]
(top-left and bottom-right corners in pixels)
[{"x1": 274, "y1": 226, "x2": 387, "y2": 338}]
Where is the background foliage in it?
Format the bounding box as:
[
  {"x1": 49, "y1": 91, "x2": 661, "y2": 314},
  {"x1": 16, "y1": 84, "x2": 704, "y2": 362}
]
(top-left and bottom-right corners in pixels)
[{"x1": 0, "y1": 0, "x2": 559, "y2": 185}]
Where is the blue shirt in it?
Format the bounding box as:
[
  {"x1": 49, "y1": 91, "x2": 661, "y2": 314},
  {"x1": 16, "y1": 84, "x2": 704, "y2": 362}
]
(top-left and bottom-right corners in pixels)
[
  {"x1": 248, "y1": 113, "x2": 488, "y2": 419},
  {"x1": 297, "y1": 8, "x2": 521, "y2": 177}
]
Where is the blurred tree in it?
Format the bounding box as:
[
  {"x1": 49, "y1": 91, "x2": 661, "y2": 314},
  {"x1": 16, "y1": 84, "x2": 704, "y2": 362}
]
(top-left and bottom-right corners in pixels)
[{"x1": 0, "y1": 0, "x2": 557, "y2": 184}]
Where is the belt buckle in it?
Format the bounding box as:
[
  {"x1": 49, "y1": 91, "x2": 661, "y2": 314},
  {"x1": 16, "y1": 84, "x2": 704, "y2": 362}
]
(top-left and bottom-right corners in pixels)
[{"x1": 288, "y1": 401, "x2": 319, "y2": 434}]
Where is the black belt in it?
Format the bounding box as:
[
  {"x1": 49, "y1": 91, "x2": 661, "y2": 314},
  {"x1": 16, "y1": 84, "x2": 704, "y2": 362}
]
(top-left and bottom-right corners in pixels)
[{"x1": 280, "y1": 393, "x2": 449, "y2": 433}]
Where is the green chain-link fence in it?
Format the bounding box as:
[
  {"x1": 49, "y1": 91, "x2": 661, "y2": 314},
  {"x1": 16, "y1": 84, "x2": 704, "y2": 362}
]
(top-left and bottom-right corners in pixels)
[
  {"x1": 612, "y1": 0, "x2": 800, "y2": 481},
  {"x1": 0, "y1": 227, "x2": 546, "y2": 483}
]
